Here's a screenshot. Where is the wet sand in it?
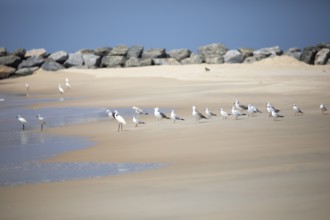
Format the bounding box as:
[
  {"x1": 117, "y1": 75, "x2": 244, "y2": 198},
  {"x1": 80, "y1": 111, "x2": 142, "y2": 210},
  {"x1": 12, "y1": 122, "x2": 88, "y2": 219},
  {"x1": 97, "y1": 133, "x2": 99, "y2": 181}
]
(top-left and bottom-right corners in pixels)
[{"x1": 1, "y1": 56, "x2": 330, "y2": 220}]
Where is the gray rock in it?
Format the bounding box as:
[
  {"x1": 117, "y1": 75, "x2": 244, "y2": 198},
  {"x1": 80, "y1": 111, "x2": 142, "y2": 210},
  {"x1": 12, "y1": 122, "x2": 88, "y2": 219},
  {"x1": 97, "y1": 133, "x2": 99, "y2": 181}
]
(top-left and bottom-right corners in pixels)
[
  {"x1": 152, "y1": 58, "x2": 181, "y2": 65},
  {"x1": 243, "y1": 56, "x2": 257, "y2": 64},
  {"x1": 18, "y1": 56, "x2": 44, "y2": 69},
  {"x1": 127, "y1": 45, "x2": 144, "y2": 58},
  {"x1": 94, "y1": 47, "x2": 112, "y2": 56},
  {"x1": 140, "y1": 58, "x2": 153, "y2": 67},
  {"x1": 0, "y1": 48, "x2": 7, "y2": 56},
  {"x1": 181, "y1": 54, "x2": 203, "y2": 64},
  {"x1": 82, "y1": 54, "x2": 101, "y2": 68},
  {"x1": 125, "y1": 57, "x2": 141, "y2": 67},
  {"x1": 101, "y1": 55, "x2": 126, "y2": 67},
  {"x1": 167, "y1": 49, "x2": 192, "y2": 61},
  {"x1": 238, "y1": 48, "x2": 254, "y2": 58},
  {"x1": 198, "y1": 43, "x2": 228, "y2": 63},
  {"x1": 314, "y1": 48, "x2": 330, "y2": 65},
  {"x1": 41, "y1": 61, "x2": 64, "y2": 71},
  {"x1": 14, "y1": 67, "x2": 39, "y2": 76},
  {"x1": 64, "y1": 53, "x2": 84, "y2": 67},
  {"x1": 142, "y1": 48, "x2": 167, "y2": 59},
  {"x1": 25, "y1": 48, "x2": 47, "y2": 58},
  {"x1": 110, "y1": 45, "x2": 129, "y2": 56},
  {"x1": 0, "y1": 55, "x2": 22, "y2": 68},
  {"x1": 253, "y1": 46, "x2": 282, "y2": 56},
  {"x1": 224, "y1": 50, "x2": 245, "y2": 63},
  {"x1": 49, "y1": 51, "x2": 69, "y2": 63},
  {"x1": 11, "y1": 48, "x2": 26, "y2": 58},
  {"x1": 0, "y1": 65, "x2": 15, "y2": 79},
  {"x1": 317, "y1": 42, "x2": 330, "y2": 49},
  {"x1": 284, "y1": 48, "x2": 301, "y2": 60},
  {"x1": 78, "y1": 49, "x2": 95, "y2": 54},
  {"x1": 300, "y1": 46, "x2": 318, "y2": 64}
]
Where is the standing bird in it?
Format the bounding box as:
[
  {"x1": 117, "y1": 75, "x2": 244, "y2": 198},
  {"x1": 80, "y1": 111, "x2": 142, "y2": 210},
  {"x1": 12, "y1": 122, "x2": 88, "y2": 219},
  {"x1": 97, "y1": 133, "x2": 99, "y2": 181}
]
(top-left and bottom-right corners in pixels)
[
  {"x1": 231, "y1": 106, "x2": 246, "y2": 120},
  {"x1": 170, "y1": 110, "x2": 185, "y2": 123},
  {"x1": 132, "y1": 115, "x2": 145, "y2": 127},
  {"x1": 65, "y1": 78, "x2": 71, "y2": 90},
  {"x1": 192, "y1": 106, "x2": 207, "y2": 123},
  {"x1": 114, "y1": 110, "x2": 126, "y2": 132},
  {"x1": 320, "y1": 104, "x2": 327, "y2": 114},
  {"x1": 154, "y1": 107, "x2": 170, "y2": 121},
  {"x1": 132, "y1": 106, "x2": 148, "y2": 115},
  {"x1": 248, "y1": 104, "x2": 262, "y2": 117},
  {"x1": 220, "y1": 108, "x2": 230, "y2": 120},
  {"x1": 271, "y1": 110, "x2": 284, "y2": 121},
  {"x1": 205, "y1": 108, "x2": 217, "y2": 119},
  {"x1": 36, "y1": 114, "x2": 46, "y2": 131},
  {"x1": 266, "y1": 102, "x2": 280, "y2": 117},
  {"x1": 234, "y1": 100, "x2": 248, "y2": 111},
  {"x1": 25, "y1": 83, "x2": 29, "y2": 96},
  {"x1": 58, "y1": 84, "x2": 64, "y2": 95},
  {"x1": 293, "y1": 104, "x2": 303, "y2": 115},
  {"x1": 16, "y1": 115, "x2": 28, "y2": 130},
  {"x1": 106, "y1": 109, "x2": 115, "y2": 120}
]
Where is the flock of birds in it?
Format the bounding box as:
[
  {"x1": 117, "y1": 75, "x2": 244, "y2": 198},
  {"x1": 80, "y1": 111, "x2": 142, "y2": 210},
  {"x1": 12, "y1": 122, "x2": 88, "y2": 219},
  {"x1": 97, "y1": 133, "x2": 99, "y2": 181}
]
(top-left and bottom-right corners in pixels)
[{"x1": 15, "y1": 78, "x2": 329, "y2": 132}]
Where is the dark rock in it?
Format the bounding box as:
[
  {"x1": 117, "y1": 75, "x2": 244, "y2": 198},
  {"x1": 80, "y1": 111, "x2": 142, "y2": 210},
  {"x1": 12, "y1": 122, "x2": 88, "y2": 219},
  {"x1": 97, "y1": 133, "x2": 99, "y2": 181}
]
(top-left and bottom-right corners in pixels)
[
  {"x1": 127, "y1": 45, "x2": 144, "y2": 58},
  {"x1": 41, "y1": 61, "x2": 64, "y2": 71},
  {"x1": 78, "y1": 49, "x2": 95, "y2": 54},
  {"x1": 101, "y1": 55, "x2": 126, "y2": 67},
  {"x1": 243, "y1": 56, "x2": 257, "y2": 64},
  {"x1": 238, "y1": 48, "x2": 254, "y2": 57},
  {"x1": 284, "y1": 48, "x2": 301, "y2": 60},
  {"x1": 314, "y1": 48, "x2": 330, "y2": 65},
  {"x1": 18, "y1": 56, "x2": 44, "y2": 69},
  {"x1": 11, "y1": 48, "x2": 26, "y2": 58},
  {"x1": 181, "y1": 54, "x2": 203, "y2": 64},
  {"x1": 253, "y1": 46, "x2": 282, "y2": 56},
  {"x1": 0, "y1": 55, "x2": 22, "y2": 68},
  {"x1": 224, "y1": 50, "x2": 245, "y2": 63},
  {"x1": 300, "y1": 46, "x2": 318, "y2": 64},
  {"x1": 142, "y1": 48, "x2": 167, "y2": 59},
  {"x1": 110, "y1": 45, "x2": 129, "y2": 56},
  {"x1": 167, "y1": 49, "x2": 192, "y2": 61},
  {"x1": 82, "y1": 54, "x2": 101, "y2": 68},
  {"x1": 0, "y1": 48, "x2": 7, "y2": 56},
  {"x1": 49, "y1": 51, "x2": 69, "y2": 63},
  {"x1": 14, "y1": 67, "x2": 39, "y2": 76},
  {"x1": 153, "y1": 58, "x2": 181, "y2": 65},
  {"x1": 25, "y1": 48, "x2": 47, "y2": 58},
  {"x1": 317, "y1": 42, "x2": 330, "y2": 49},
  {"x1": 64, "y1": 53, "x2": 84, "y2": 67},
  {"x1": 0, "y1": 65, "x2": 15, "y2": 79},
  {"x1": 94, "y1": 47, "x2": 112, "y2": 56},
  {"x1": 198, "y1": 43, "x2": 228, "y2": 64}
]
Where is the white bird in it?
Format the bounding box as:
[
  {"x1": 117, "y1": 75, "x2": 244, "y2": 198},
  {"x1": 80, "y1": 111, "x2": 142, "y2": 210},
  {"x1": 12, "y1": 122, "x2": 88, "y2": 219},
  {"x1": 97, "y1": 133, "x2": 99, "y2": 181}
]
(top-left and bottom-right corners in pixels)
[
  {"x1": 192, "y1": 106, "x2": 207, "y2": 123},
  {"x1": 248, "y1": 104, "x2": 262, "y2": 117},
  {"x1": 205, "y1": 108, "x2": 217, "y2": 119},
  {"x1": 231, "y1": 106, "x2": 246, "y2": 120},
  {"x1": 16, "y1": 115, "x2": 28, "y2": 130},
  {"x1": 132, "y1": 115, "x2": 145, "y2": 127},
  {"x1": 36, "y1": 114, "x2": 46, "y2": 131},
  {"x1": 271, "y1": 110, "x2": 284, "y2": 121},
  {"x1": 106, "y1": 109, "x2": 115, "y2": 120},
  {"x1": 154, "y1": 107, "x2": 170, "y2": 121},
  {"x1": 220, "y1": 108, "x2": 230, "y2": 119},
  {"x1": 65, "y1": 78, "x2": 71, "y2": 90},
  {"x1": 58, "y1": 84, "x2": 64, "y2": 95},
  {"x1": 320, "y1": 104, "x2": 327, "y2": 114},
  {"x1": 266, "y1": 102, "x2": 280, "y2": 117},
  {"x1": 114, "y1": 110, "x2": 126, "y2": 132},
  {"x1": 25, "y1": 83, "x2": 29, "y2": 96},
  {"x1": 132, "y1": 106, "x2": 148, "y2": 115},
  {"x1": 170, "y1": 110, "x2": 185, "y2": 123},
  {"x1": 293, "y1": 104, "x2": 303, "y2": 115},
  {"x1": 234, "y1": 100, "x2": 248, "y2": 111}
]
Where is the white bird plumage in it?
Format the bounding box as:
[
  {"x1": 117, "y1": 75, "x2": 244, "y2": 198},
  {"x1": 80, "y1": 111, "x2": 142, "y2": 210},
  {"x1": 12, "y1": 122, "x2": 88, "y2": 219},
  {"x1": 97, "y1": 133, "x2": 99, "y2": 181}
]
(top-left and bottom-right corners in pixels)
[
  {"x1": 192, "y1": 106, "x2": 207, "y2": 123},
  {"x1": 205, "y1": 108, "x2": 217, "y2": 119},
  {"x1": 231, "y1": 106, "x2": 246, "y2": 120},
  {"x1": 25, "y1": 83, "x2": 29, "y2": 96},
  {"x1": 106, "y1": 109, "x2": 115, "y2": 120},
  {"x1": 271, "y1": 110, "x2": 284, "y2": 121},
  {"x1": 266, "y1": 102, "x2": 280, "y2": 117},
  {"x1": 248, "y1": 104, "x2": 262, "y2": 117},
  {"x1": 16, "y1": 115, "x2": 28, "y2": 130},
  {"x1": 132, "y1": 115, "x2": 145, "y2": 127},
  {"x1": 220, "y1": 108, "x2": 230, "y2": 119},
  {"x1": 234, "y1": 100, "x2": 248, "y2": 111},
  {"x1": 65, "y1": 78, "x2": 71, "y2": 90},
  {"x1": 154, "y1": 107, "x2": 170, "y2": 121},
  {"x1": 293, "y1": 104, "x2": 303, "y2": 115},
  {"x1": 58, "y1": 84, "x2": 64, "y2": 95},
  {"x1": 170, "y1": 110, "x2": 185, "y2": 123},
  {"x1": 320, "y1": 104, "x2": 327, "y2": 114},
  {"x1": 114, "y1": 110, "x2": 126, "y2": 132},
  {"x1": 36, "y1": 114, "x2": 46, "y2": 131},
  {"x1": 133, "y1": 106, "x2": 148, "y2": 115}
]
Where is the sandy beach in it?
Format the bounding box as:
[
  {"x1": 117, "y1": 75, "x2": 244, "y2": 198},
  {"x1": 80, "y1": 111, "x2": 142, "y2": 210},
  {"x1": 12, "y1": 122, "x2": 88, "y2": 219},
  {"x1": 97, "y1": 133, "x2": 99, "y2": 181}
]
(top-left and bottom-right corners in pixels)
[{"x1": 1, "y1": 56, "x2": 330, "y2": 220}]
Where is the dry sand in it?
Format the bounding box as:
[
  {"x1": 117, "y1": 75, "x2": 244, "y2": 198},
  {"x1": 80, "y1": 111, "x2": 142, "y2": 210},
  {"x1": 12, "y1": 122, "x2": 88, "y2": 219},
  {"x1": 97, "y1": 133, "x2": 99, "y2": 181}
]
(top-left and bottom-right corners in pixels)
[{"x1": 1, "y1": 56, "x2": 330, "y2": 220}]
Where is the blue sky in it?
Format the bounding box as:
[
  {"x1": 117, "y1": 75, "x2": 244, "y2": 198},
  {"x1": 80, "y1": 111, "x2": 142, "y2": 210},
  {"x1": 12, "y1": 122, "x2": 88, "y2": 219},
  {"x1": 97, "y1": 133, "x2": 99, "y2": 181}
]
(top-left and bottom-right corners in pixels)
[{"x1": 1, "y1": 0, "x2": 330, "y2": 53}]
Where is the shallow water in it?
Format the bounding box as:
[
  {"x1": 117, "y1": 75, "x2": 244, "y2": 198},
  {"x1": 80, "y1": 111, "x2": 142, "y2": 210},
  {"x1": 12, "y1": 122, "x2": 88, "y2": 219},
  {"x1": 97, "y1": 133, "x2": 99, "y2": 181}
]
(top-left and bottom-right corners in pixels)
[{"x1": 0, "y1": 94, "x2": 165, "y2": 186}]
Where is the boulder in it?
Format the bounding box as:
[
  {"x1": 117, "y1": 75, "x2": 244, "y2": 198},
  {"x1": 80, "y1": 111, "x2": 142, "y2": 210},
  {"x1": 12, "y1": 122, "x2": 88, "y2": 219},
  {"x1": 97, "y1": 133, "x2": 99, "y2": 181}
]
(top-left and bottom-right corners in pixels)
[
  {"x1": 25, "y1": 48, "x2": 47, "y2": 58},
  {"x1": 101, "y1": 55, "x2": 126, "y2": 67},
  {"x1": 64, "y1": 53, "x2": 84, "y2": 67},
  {"x1": 238, "y1": 48, "x2": 254, "y2": 58},
  {"x1": 198, "y1": 43, "x2": 228, "y2": 64},
  {"x1": 127, "y1": 45, "x2": 144, "y2": 58},
  {"x1": 41, "y1": 61, "x2": 64, "y2": 71},
  {"x1": 224, "y1": 50, "x2": 245, "y2": 63},
  {"x1": 78, "y1": 49, "x2": 95, "y2": 54},
  {"x1": 11, "y1": 48, "x2": 26, "y2": 58},
  {"x1": 18, "y1": 56, "x2": 44, "y2": 69},
  {"x1": 167, "y1": 49, "x2": 192, "y2": 61},
  {"x1": 125, "y1": 57, "x2": 141, "y2": 67},
  {"x1": 317, "y1": 42, "x2": 330, "y2": 49},
  {"x1": 243, "y1": 56, "x2": 257, "y2": 64},
  {"x1": 82, "y1": 54, "x2": 101, "y2": 68},
  {"x1": 14, "y1": 67, "x2": 39, "y2": 76},
  {"x1": 314, "y1": 48, "x2": 330, "y2": 65},
  {"x1": 181, "y1": 54, "x2": 203, "y2": 64},
  {"x1": 0, "y1": 55, "x2": 22, "y2": 68},
  {"x1": 152, "y1": 58, "x2": 181, "y2": 65},
  {"x1": 110, "y1": 45, "x2": 129, "y2": 56},
  {"x1": 142, "y1": 48, "x2": 167, "y2": 59},
  {"x1": 284, "y1": 48, "x2": 301, "y2": 60},
  {"x1": 253, "y1": 46, "x2": 282, "y2": 56},
  {"x1": 94, "y1": 47, "x2": 112, "y2": 56},
  {"x1": 0, "y1": 65, "x2": 15, "y2": 79},
  {"x1": 49, "y1": 50, "x2": 69, "y2": 63},
  {"x1": 0, "y1": 48, "x2": 7, "y2": 56},
  {"x1": 300, "y1": 46, "x2": 318, "y2": 64}
]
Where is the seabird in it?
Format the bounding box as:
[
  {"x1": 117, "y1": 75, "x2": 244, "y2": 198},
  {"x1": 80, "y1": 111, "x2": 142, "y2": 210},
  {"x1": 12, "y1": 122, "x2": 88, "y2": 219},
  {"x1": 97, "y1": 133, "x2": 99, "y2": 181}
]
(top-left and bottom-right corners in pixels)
[
  {"x1": 248, "y1": 104, "x2": 262, "y2": 117},
  {"x1": 170, "y1": 110, "x2": 185, "y2": 123},
  {"x1": 220, "y1": 108, "x2": 230, "y2": 120},
  {"x1": 106, "y1": 109, "x2": 115, "y2": 120},
  {"x1": 271, "y1": 110, "x2": 284, "y2": 121},
  {"x1": 154, "y1": 107, "x2": 170, "y2": 121},
  {"x1": 205, "y1": 67, "x2": 210, "y2": 71},
  {"x1": 114, "y1": 110, "x2": 126, "y2": 132},
  {"x1": 65, "y1": 78, "x2": 71, "y2": 90},
  {"x1": 293, "y1": 104, "x2": 303, "y2": 115},
  {"x1": 266, "y1": 102, "x2": 280, "y2": 117},
  {"x1": 205, "y1": 108, "x2": 217, "y2": 119},
  {"x1": 133, "y1": 106, "x2": 148, "y2": 115},
  {"x1": 58, "y1": 84, "x2": 64, "y2": 95},
  {"x1": 16, "y1": 115, "x2": 28, "y2": 130},
  {"x1": 234, "y1": 100, "x2": 248, "y2": 111},
  {"x1": 320, "y1": 104, "x2": 327, "y2": 114},
  {"x1": 25, "y1": 83, "x2": 29, "y2": 96},
  {"x1": 231, "y1": 105, "x2": 246, "y2": 120},
  {"x1": 132, "y1": 115, "x2": 145, "y2": 127},
  {"x1": 36, "y1": 114, "x2": 46, "y2": 131},
  {"x1": 192, "y1": 106, "x2": 207, "y2": 123}
]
